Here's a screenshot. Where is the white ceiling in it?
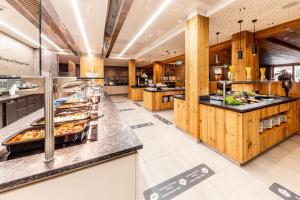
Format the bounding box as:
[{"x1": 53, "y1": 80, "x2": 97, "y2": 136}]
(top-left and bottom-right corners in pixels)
[
  {"x1": 109, "y1": 0, "x2": 300, "y2": 67},
  {"x1": 111, "y1": 0, "x2": 227, "y2": 57},
  {"x1": 0, "y1": 0, "x2": 39, "y2": 48},
  {"x1": 50, "y1": 0, "x2": 108, "y2": 55}
]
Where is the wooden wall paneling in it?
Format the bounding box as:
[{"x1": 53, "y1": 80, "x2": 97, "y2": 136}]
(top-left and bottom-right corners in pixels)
[
  {"x1": 174, "y1": 98, "x2": 187, "y2": 132},
  {"x1": 68, "y1": 60, "x2": 76, "y2": 76},
  {"x1": 185, "y1": 15, "x2": 209, "y2": 140},
  {"x1": 231, "y1": 31, "x2": 259, "y2": 91},
  {"x1": 153, "y1": 62, "x2": 164, "y2": 84},
  {"x1": 259, "y1": 82, "x2": 300, "y2": 97},
  {"x1": 80, "y1": 55, "x2": 104, "y2": 84},
  {"x1": 128, "y1": 59, "x2": 136, "y2": 99}
]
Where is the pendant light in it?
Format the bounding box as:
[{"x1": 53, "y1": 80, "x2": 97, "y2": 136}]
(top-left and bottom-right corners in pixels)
[
  {"x1": 252, "y1": 19, "x2": 258, "y2": 56},
  {"x1": 215, "y1": 32, "x2": 220, "y2": 64},
  {"x1": 237, "y1": 20, "x2": 243, "y2": 60}
]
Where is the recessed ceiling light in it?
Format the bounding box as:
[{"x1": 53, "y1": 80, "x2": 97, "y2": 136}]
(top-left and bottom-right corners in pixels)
[
  {"x1": 71, "y1": 0, "x2": 91, "y2": 55},
  {"x1": 118, "y1": 0, "x2": 173, "y2": 57},
  {"x1": 0, "y1": 4, "x2": 6, "y2": 11},
  {"x1": 239, "y1": 7, "x2": 246, "y2": 11},
  {"x1": 41, "y1": 34, "x2": 65, "y2": 54},
  {"x1": 283, "y1": 37, "x2": 289, "y2": 40},
  {"x1": 0, "y1": 20, "x2": 44, "y2": 48},
  {"x1": 282, "y1": 1, "x2": 299, "y2": 9}
]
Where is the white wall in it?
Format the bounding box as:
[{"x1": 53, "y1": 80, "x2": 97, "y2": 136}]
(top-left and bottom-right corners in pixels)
[{"x1": 0, "y1": 32, "x2": 39, "y2": 76}]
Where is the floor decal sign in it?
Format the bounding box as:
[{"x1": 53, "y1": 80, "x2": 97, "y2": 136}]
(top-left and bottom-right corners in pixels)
[
  {"x1": 270, "y1": 183, "x2": 300, "y2": 200},
  {"x1": 112, "y1": 101, "x2": 125, "y2": 103},
  {"x1": 134, "y1": 101, "x2": 142, "y2": 107},
  {"x1": 130, "y1": 122, "x2": 154, "y2": 129},
  {"x1": 153, "y1": 114, "x2": 173, "y2": 125},
  {"x1": 144, "y1": 164, "x2": 215, "y2": 200},
  {"x1": 119, "y1": 108, "x2": 135, "y2": 112}
]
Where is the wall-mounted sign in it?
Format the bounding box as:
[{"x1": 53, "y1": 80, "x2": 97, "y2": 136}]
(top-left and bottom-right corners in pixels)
[{"x1": 0, "y1": 55, "x2": 29, "y2": 66}]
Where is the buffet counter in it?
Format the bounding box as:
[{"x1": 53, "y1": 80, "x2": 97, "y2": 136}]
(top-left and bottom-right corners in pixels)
[
  {"x1": 129, "y1": 85, "x2": 147, "y2": 101},
  {"x1": 104, "y1": 85, "x2": 128, "y2": 95},
  {"x1": 0, "y1": 95, "x2": 142, "y2": 200},
  {"x1": 143, "y1": 88, "x2": 185, "y2": 111},
  {"x1": 199, "y1": 96, "x2": 300, "y2": 165}
]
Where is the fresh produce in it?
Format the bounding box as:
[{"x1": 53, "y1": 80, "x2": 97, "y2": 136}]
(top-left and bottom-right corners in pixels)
[{"x1": 225, "y1": 95, "x2": 244, "y2": 106}]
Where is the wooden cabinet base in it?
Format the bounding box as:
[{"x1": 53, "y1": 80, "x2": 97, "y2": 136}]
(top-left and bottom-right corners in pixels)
[
  {"x1": 129, "y1": 88, "x2": 144, "y2": 101},
  {"x1": 143, "y1": 90, "x2": 184, "y2": 111},
  {"x1": 200, "y1": 101, "x2": 300, "y2": 165},
  {"x1": 174, "y1": 98, "x2": 187, "y2": 132}
]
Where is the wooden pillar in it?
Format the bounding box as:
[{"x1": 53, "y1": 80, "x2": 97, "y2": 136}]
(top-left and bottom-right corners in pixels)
[
  {"x1": 185, "y1": 15, "x2": 209, "y2": 140},
  {"x1": 231, "y1": 31, "x2": 259, "y2": 91},
  {"x1": 153, "y1": 62, "x2": 164, "y2": 84},
  {"x1": 80, "y1": 55, "x2": 104, "y2": 85},
  {"x1": 128, "y1": 59, "x2": 136, "y2": 99}
]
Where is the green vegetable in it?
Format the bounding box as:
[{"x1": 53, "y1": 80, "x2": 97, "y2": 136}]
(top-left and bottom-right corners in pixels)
[{"x1": 225, "y1": 95, "x2": 244, "y2": 106}]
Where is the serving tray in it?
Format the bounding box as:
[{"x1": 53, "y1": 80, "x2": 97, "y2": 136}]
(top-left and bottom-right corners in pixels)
[
  {"x1": 30, "y1": 112, "x2": 91, "y2": 127},
  {"x1": 2, "y1": 121, "x2": 88, "y2": 153}
]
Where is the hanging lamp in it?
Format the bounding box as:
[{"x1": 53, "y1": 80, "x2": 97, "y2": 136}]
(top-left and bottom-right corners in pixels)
[
  {"x1": 252, "y1": 19, "x2": 258, "y2": 56},
  {"x1": 216, "y1": 32, "x2": 220, "y2": 64},
  {"x1": 238, "y1": 20, "x2": 243, "y2": 60}
]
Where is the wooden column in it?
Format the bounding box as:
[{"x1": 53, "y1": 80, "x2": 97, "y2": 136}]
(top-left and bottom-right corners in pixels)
[
  {"x1": 153, "y1": 62, "x2": 164, "y2": 84},
  {"x1": 231, "y1": 31, "x2": 259, "y2": 91},
  {"x1": 80, "y1": 55, "x2": 104, "y2": 85},
  {"x1": 128, "y1": 59, "x2": 136, "y2": 99},
  {"x1": 185, "y1": 15, "x2": 209, "y2": 140}
]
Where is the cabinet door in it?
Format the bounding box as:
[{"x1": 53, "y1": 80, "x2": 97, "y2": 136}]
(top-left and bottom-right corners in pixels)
[
  {"x1": 34, "y1": 95, "x2": 42, "y2": 109},
  {"x1": 17, "y1": 107, "x2": 27, "y2": 118},
  {"x1": 6, "y1": 100, "x2": 17, "y2": 125},
  {"x1": 0, "y1": 103, "x2": 3, "y2": 128}
]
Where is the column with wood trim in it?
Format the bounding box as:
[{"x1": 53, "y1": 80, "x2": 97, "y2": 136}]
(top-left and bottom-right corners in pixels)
[
  {"x1": 153, "y1": 62, "x2": 164, "y2": 84},
  {"x1": 80, "y1": 54, "x2": 104, "y2": 85},
  {"x1": 185, "y1": 15, "x2": 209, "y2": 140},
  {"x1": 231, "y1": 31, "x2": 259, "y2": 91},
  {"x1": 128, "y1": 59, "x2": 136, "y2": 99}
]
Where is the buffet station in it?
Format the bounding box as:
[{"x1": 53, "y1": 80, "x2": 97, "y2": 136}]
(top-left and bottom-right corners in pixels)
[
  {"x1": 0, "y1": 78, "x2": 142, "y2": 200},
  {"x1": 174, "y1": 80, "x2": 299, "y2": 165},
  {"x1": 143, "y1": 85, "x2": 185, "y2": 111}
]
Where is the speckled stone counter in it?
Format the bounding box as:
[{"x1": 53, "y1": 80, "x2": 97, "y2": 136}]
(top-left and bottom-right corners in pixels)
[
  {"x1": 174, "y1": 94, "x2": 185, "y2": 100},
  {"x1": 0, "y1": 95, "x2": 143, "y2": 193}
]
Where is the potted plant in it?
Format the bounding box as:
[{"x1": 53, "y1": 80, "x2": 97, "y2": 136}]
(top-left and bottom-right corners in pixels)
[{"x1": 277, "y1": 69, "x2": 292, "y2": 97}]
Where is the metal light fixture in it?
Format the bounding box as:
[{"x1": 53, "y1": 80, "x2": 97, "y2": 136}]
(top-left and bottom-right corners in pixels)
[
  {"x1": 216, "y1": 32, "x2": 220, "y2": 63},
  {"x1": 252, "y1": 19, "x2": 258, "y2": 56},
  {"x1": 238, "y1": 20, "x2": 243, "y2": 60}
]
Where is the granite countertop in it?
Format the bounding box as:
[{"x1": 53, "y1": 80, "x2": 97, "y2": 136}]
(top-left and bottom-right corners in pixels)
[
  {"x1": 0, "y1": 95, "x2": 143, "y2": 193},
  {"x1": 199, "y1": 96, "x2": 298, "y2": 113},
  {"x1": 131, "y1": 85, "x2": 147, "y2": 88},
  {"x1": 144, "y1": 88, "x2": 185, "y2": 93},
  {"x1": 174, "y1": 94, "x2": 185, "y2": 100}
]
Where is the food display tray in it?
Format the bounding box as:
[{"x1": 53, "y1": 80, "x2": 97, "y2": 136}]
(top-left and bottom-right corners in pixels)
[
  {"x1": 2, "y1": 122, "x2": 88, "y2": 153},
  {"x1": 30, "y1": 112, "x2": 91, "y2": 127}
]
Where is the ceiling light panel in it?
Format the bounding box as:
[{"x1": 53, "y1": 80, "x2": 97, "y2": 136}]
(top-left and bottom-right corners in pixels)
[
  {"x1": 118, "y1": 0, "x2": 174, "y2": 57},
  {"x1": 71, "y1": 0, "x2": 91, "y2": 55}
]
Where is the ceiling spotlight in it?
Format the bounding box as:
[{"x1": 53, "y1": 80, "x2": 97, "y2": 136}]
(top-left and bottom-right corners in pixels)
[
  {"x1": 239, "y1": 7, "x2": 246, "y2": 11},
  {"x1": 0, "y1": 4, "x2": 6, "y2": 11}
]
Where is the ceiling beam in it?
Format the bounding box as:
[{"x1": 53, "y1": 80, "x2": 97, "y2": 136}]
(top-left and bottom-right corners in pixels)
[
  {"x1": 103, "y1": 0, "x2": 134, "y2": 58},
  {"x1": 7, "y1": 0, "x2": 79, "y2": 55},
  {"x1": 256, "y1": 18, "x2": 300, "y2": 39},
  {"x1": 6, "y1": 0, "x2": 39, "y2": 27},
  {"x1": 41, "y1": 2, "x2": 79, "y2": 55},
  {"x1": 265, "y1": 37, "x2": 300, "y2": 52}
]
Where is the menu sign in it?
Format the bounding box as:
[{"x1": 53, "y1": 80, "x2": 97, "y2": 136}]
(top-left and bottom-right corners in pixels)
[{"x1": 0, "y1": 55, "x2": 29, "y2": 66}]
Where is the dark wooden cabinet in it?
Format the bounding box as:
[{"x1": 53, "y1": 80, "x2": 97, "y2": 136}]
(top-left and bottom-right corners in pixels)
[
  {"x1": 1, "y1": 94, "x2": 44, "y2": 127},
  {"x1": 5, "y1": 100, "x2": 18, "y2": 125}
]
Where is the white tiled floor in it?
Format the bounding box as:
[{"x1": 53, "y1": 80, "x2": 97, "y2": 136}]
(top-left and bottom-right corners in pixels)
[{"x1": 110, "y1": 95, "x2": 300, "y2": 200}]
